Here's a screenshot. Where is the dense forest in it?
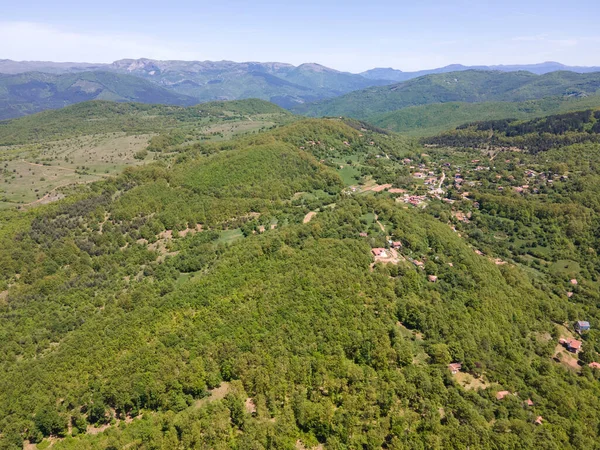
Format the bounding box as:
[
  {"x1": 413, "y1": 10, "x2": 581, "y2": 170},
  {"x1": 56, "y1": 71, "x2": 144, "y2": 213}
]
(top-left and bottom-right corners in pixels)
[
  {"x1": 0, "y1": 102, "x2": 600, "y2": 449},
  {"x1": 423, "y1": 109, "x2": 600, "y2": 153}
]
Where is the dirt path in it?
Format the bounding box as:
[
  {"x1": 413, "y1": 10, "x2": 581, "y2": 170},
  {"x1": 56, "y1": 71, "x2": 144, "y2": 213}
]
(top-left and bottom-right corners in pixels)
[
  {"x1": 303, "y1": 211, "x2": 317, "y2": 224},
  {"x1": 21, "y1": 160, "x2": 77, "y2": 172},
  {"x1": 438, "y1": 171, "x2": 446, "y2": 190},
  {"x1": 374, "y1": 213, "x2": 386, "y2": 233}
]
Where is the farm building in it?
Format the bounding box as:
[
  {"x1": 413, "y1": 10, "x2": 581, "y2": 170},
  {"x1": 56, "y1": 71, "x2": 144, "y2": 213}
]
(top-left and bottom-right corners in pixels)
[{"x1": 575, "y1": 321, "x2": 590, "y2": 333}]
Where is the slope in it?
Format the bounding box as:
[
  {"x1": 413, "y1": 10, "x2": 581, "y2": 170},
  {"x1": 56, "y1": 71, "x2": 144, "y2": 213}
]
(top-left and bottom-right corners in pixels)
[
  {"x1": 0, "y1": 71, "x2": 197, "y2": 120},
  {"x1": 0, "y1": 99, "x2": 293, "y2": 207},
  {"x1": 295, "y1": 70, "x2": 600, "y2": 119},
  {"x1": 423, "y1": 108, "x2": 600, "y2": 152},
  {"x1": 369, "y1": 95, "x2": 600, "y2": 136}
]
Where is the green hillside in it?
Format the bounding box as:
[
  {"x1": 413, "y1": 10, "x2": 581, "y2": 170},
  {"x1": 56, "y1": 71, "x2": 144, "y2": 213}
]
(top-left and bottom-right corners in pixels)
[
  {"x1": 0, "y1": 99, "x2": 293, "y2": 207},
  {"x1": 0, "y1": 71, "x2": 197, "y2": 120},
  {"x1": 423, "y1": 108, "x2": 600, "y2": 152},
  {"x1": 369, "y1": 96, "x2": 600, "y2": 136},
  {"x1": 295, "y1": 70, "x2": 600, "y2": 119},
  {"x1": 0, "y1": 112, "x2": 600, "y2": 449}
]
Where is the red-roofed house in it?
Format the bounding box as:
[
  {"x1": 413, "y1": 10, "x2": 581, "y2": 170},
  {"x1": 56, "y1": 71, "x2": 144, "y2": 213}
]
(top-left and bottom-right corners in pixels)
[
  {"x1": 372, "y1": 248, "x2": 388, "y2": 258},
  {"x1": 448, "y1": 363, "x2": 462, "y2": 374},
  {"x1": 496, "y1": 391, "x2": 511, "y2": 400},
  {"x1": 526, "y1": 398, "x2": 534, "y2": 407},
  {"x1": 392, "y1": 241, "x2": 402, "y2": 249},
  {"x1": 428, "y1": 275, "x2": 438, "y2": 282},
  {"x1": 588, "y1": 362, "x2": 600, "y2": 369},
  {"x1": 566, "y1": 338, "x2": 582, "y2": 354},
  {"x1": 535, "y1": 416, "x2": 543, "y2": 425},
  {"x1": 570, "y1": 279, "x2": 578, "y2": 285},
  {"x1": 359, "y1": 232, "x2": 368, "y2": 237}
]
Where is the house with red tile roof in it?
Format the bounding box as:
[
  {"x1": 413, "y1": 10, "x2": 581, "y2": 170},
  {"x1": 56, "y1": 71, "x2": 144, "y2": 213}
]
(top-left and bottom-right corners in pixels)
[
  {"x1": 496, "y1": 391, "x2": 511, "y2": 400},
  {"x1": 448, "y1": 363, "x2": 462, "y2": 374},
  {"x1": 372, "y1": 248, "x2": 388, "y2": 258},
  {"x1": 566, "y1": 338, "x2": 582, "y2": 354},
  {"x1": 588, "y1": 362, "x2": 600, "y2": 369},
  {"x1": 535, "y1": 416, "x2": 543, "y2": 425}
]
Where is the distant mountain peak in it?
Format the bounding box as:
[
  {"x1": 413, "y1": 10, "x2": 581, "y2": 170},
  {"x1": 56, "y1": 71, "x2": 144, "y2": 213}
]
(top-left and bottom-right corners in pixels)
[{"x1": 296, "y1": 63, "x2": 340, "y2": 73}]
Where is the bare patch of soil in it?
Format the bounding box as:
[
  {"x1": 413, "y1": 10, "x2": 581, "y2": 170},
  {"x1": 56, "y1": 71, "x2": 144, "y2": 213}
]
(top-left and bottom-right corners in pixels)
[{"x1": 303, "y1": 211, "x2": 317, "y2": 224}]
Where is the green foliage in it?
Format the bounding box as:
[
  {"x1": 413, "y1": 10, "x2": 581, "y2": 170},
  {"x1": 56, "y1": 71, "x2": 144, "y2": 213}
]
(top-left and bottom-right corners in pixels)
[
  {"x1": 368, "y1": 96, "x2": 600, "y2": 136},
  {"x1": 34, "y1": 407, "x2": 68, "y2": 438},
  {"x1": 296, "y1": 70, "x2": 600, "y2": 119},
  {"x1": 0, "y1": 115, "x2": 600, "y2": 449},
  {"x1": 424, "y1": 108, "x2": 600, "y2": 152}
]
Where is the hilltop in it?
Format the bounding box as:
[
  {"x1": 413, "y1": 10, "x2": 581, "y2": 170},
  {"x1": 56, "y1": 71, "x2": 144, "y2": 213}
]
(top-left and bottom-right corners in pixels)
[{"x1": 295, "y1": 70, "x2": 600, "y2": 118}]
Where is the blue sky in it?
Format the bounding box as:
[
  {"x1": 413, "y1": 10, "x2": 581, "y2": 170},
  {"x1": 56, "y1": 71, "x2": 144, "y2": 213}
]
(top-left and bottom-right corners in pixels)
[{"x1": 2, "y1": 0, "x2": 599, "y2": 72}]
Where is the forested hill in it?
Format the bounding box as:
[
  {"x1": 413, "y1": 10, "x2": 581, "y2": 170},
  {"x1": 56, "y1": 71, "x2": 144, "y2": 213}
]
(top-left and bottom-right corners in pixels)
[
  {"x1": 0, "y1": 71, "x2": 198, "y2": 120},
  {"x1": 294, "y1": 70, "x2": 600, "y2": 119},
  {"x1": 0, "y1": 112, "x2": 600, "y2": 449},
  {"x1": 367, "y1": 95, "x2": 600, "y2": 137},
  {"x1": 423, "y1": 108, "x2": 600, "y2": 152}
]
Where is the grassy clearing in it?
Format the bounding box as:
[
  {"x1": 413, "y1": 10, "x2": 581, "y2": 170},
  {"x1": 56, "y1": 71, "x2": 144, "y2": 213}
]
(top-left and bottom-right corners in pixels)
[
  {"x1": 0, "y1": 133, "x2": 151, "y2": 206},
  {"x1": 549, "y1": 260, "x2": 581, "y2": 277},
  {"x1": 218, "y1": 229, "x2": 244, "y2": 244}
]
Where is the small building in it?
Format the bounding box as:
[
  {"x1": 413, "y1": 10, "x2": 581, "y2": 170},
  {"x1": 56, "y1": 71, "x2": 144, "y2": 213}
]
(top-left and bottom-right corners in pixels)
[
  {"x1": 448, "y1": 363, "x2": 462, "y2": 374},
  {"x1": 588, "y1": 362, "x2": 600, "y2": 370},
  {"x1": 372, "y1": 248, "x2": 388, "y2": 258},
  {"x1": 570, "y1": 279, "x2": 578, "y2": 285},
  {"x1": 496, "y1": 391, "x2": 511, "y2": 400},
  {"x1": 535, "y1": 416, "x2": 543, "y2": 425},
  {"x1": 359, "y1": 232, "x2": 368, "y2": 237},
  {"x1": 428, "y1": 275, "x2": 438, "y2": 283},
  {"x1": 525, "y1": 398, "x2": 534, "y2": 407},
  {"x1": 575, "y1": 321, "x2": 590, "y2": 333},
  {"x1": 392, "y1": 241, "x2": 402, "y2": 249},
  {"x1": 566, "y1": 338, "x2": 582, "y2": 354}
]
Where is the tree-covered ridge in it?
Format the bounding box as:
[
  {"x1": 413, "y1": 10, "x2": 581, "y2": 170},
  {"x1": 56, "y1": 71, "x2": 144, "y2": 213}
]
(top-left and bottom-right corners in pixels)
[
  {"x1": 294, "y1": 70, "x2": 600, "y2": 119},
  {"x1": 367, "y1": 96, "x2": 600, "y2": 137},
  {"x1": 0, "y1": 117, "x2": 600, "y2": 449},
  {"x1": 423, "y1": 109, "x2": 600, "y2": 152}
]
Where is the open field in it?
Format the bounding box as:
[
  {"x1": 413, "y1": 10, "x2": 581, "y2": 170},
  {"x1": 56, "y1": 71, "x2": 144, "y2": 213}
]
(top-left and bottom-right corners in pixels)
[{"x1": 0, "y1": 133, "x2": 152, "y2": 206}]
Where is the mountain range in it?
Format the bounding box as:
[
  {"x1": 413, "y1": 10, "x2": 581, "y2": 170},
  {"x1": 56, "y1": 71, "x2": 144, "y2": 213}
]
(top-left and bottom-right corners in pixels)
[
  {"x1": 0, "y1": 59, "x2": 391, "y2": 114},
  {"x1": 294, "y1": 70, "x2": 600, "y2": 118},
  {"x1": 1, "y1": 58, "x2": 600, "y2": 121},
  {"x1": 0, "y1": 71, "x2": 197, "y2": 120},
  {"x1": 360, "y1": 61, "x2": 600, "y2": 82}
]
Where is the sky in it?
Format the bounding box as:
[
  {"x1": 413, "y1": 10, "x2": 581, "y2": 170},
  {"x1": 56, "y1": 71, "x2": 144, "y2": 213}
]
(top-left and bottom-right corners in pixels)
[{"x1": 2, "y1": 0, "x2": 600, "y2": 72}]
